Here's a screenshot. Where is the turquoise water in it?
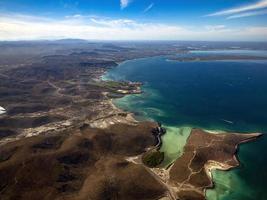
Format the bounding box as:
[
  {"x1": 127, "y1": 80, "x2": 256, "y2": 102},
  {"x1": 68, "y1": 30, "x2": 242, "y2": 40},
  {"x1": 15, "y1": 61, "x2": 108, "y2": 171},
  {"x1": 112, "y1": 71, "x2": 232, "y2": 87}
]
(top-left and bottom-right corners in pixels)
[{"x1": 104, "y1": 50, "x2": 267, "y2": 200}]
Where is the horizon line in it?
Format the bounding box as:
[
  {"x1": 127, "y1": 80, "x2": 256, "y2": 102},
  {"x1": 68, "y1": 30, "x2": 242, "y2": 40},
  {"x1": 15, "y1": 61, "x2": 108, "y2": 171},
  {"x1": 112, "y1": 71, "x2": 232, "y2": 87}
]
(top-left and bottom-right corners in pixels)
[{"x1": 1, "y1": 38, "x2": 267, "y2": 43}]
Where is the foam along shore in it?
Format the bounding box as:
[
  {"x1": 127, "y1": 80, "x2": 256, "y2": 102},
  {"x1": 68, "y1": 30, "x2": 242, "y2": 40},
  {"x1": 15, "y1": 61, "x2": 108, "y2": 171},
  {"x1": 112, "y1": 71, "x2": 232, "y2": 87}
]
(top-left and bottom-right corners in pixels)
[{"x1": 0, "y1": 106, "x2": 6, "y2": 115}]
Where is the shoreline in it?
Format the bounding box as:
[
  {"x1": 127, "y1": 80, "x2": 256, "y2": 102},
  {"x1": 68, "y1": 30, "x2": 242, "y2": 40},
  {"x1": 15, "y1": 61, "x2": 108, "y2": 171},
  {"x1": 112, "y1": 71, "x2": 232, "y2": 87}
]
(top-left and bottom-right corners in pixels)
[
  {"x1": 88, "y1": 96, "x2": 139, "y2": 129},
  {"x1": 97, "y1": 60, "x2": 145, "y2": 124},
  {"x1": 2, "y1": 42, "x2": 267, "y2": 200},
  {"x1": 204, "y1": 132, "x2": 262, "y2": 197},
  {"x1": 0, "y1": 57, "x2": 153, "y2": 146},
  {"x1": 96, "y1": 58, "x2": 264, "y2": 200},
  {"x1": 0, "y1": 57, "x2": 263, "y2": 200}
]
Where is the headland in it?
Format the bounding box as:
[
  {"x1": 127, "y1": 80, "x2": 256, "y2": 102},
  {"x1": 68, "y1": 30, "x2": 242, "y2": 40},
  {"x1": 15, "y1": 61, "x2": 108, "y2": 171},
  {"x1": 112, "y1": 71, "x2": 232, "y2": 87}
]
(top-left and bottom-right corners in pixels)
[{"x1": 0, "y1": 41, "x2": 264, "y2": 200}]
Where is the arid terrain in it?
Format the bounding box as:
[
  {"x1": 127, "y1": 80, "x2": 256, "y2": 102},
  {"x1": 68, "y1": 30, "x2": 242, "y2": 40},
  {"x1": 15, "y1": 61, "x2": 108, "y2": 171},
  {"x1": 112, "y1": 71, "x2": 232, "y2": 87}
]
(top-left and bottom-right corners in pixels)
[
  {"x1": 168, "y1": 129, "x2": 261, "y2": 200},
  {"x1": 0, "y1": 122, "x2": 261, "y2": 200},
  {"x1": 0, "y1": 40, "x2": 180, "y2": 145},
  {"x1": 0, "y1": 41, "x2": 263, "y2": 200},
  {"x1": 0, "y1": 121, "x2": 166, "y2": 200}
]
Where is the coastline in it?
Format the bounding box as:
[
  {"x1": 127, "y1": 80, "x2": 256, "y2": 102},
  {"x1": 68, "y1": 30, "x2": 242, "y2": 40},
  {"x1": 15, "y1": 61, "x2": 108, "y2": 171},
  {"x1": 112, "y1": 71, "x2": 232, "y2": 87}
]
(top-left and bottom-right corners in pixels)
[
  {"x1": 88, "y1": 97, "x2": 138, "y2": 129},
  {"x1": 97, "y1": 57, "x2": 264, "y2": 200},
  {"x1": 89, "y1": 63, "x2": 144, "y2": 129},
  {"x1": 204, "y1": 133, "x2": 262, "y2": 198},
  {"x1": 1, "y1": 40, "x2": 266, "y2": 200}
]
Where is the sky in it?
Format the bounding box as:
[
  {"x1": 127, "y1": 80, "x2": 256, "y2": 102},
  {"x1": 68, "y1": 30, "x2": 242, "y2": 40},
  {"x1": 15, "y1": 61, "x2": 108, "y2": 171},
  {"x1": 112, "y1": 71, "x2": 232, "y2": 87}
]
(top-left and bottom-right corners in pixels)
[{"x1": 0, "y1": 0, "x2": 267, "y2": 41}]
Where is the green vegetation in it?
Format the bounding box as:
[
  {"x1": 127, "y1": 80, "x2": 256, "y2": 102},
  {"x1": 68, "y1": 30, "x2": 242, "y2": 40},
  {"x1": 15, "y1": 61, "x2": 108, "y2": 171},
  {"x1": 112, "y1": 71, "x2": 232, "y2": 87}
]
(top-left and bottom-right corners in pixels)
[
  {"x1": 106, "y1": 92, "x2": 124, "y2": 98},
  {"x1": 0, "y1": 152, "x2": 12, "y2": 162},
  {"x1": 89, "y1": 80, "x2": 121, "y2": 87},
  {"x1": 90, "y1": 80, "x2": 128, "y2": 93},
  {"x1": 104, "y1": 81, "x2": 124, "y2": 88},
  {"x1": 142, "y1": 150, "x2": 164, "y2": 168}
]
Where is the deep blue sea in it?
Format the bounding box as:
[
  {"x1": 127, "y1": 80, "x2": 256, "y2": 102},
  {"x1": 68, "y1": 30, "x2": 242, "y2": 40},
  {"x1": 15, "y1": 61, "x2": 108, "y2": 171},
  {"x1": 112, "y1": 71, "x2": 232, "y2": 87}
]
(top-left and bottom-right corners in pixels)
[{"x1": 103, "y1": 50, "x2": 267, "y2": 200}]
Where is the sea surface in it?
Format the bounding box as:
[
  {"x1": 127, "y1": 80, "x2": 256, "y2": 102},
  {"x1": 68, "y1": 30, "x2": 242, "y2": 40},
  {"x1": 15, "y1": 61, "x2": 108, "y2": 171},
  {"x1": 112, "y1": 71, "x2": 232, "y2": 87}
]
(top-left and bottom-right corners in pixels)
[{"x1": 103, "y1": 50, "x2": 267, "y2": 200}]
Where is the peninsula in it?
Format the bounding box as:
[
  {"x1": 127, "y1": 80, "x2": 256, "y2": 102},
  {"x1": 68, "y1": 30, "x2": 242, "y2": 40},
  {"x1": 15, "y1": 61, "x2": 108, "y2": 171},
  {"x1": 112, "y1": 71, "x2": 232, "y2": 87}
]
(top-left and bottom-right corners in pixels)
[{"x1": 0, "y1": 41, "x2": 263, "y2": 200}]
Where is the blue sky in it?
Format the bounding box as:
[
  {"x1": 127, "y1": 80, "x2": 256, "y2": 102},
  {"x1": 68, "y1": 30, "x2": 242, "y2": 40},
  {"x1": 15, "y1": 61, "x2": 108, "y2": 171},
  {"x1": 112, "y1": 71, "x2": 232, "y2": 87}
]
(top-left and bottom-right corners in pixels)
[{"x1": 0, "y1": 0, "x2": 267, "y2": 41}]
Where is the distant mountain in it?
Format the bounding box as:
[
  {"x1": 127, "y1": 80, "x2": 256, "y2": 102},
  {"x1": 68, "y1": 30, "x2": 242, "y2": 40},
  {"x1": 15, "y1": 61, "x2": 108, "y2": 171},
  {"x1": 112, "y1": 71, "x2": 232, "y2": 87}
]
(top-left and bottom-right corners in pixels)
[{"x1": 53, "y1": 39, "x2": 89, "y2": 43}]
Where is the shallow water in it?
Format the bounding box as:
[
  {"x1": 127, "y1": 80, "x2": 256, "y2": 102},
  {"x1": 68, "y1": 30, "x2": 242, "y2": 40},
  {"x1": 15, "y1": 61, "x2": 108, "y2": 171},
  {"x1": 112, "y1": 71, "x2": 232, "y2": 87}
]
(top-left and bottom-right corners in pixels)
[
  {"x1": 206, "y1": 170, "x2": 252, "y2": 200},
  {"x1": 104, "y1": 50, "x2": 267, "y2": 200},
  {"x1": 159, "y1": 126, "x2": 191, "y2": 167}
]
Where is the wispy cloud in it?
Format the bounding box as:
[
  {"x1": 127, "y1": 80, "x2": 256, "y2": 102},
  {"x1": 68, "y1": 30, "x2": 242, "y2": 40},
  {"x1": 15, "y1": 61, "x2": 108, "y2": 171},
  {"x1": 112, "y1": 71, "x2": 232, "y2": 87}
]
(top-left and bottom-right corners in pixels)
[
  {"x1": 0, "y1": 14, "x2": 267, "y2": 41},
  {"x1": 143, "y1": 3, "x2": 154, "y2": 13},
  {"x1": 90, "y1": 18, "x2": 136, "y2": 27},
  {"x1": 120, "y1": 0, "x2": 132, "y2": 10},
  {"x1": 227, "y1": 9, "x2": 267, "y2": 19},
  {"x1": 207, "y1": 0, "x2": 267, "y2": 19},
  {"x1": 204, "y1": 25, "x2": 228, "y2": 32}
]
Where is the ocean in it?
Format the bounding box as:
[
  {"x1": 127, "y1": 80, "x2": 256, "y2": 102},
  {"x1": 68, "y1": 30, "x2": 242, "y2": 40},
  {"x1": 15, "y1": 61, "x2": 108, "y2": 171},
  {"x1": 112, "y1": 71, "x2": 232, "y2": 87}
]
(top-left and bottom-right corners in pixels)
[{"x1": 103, "y1": 50, "x2": 267, "y2": 200}]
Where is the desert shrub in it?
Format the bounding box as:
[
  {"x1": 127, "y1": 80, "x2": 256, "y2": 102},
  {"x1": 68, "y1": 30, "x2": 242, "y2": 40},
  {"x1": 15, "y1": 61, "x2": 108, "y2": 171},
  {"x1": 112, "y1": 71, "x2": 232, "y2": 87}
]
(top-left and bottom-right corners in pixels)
[{"x1": 142, "y1": 151, "x2": 164, "y2": 168}]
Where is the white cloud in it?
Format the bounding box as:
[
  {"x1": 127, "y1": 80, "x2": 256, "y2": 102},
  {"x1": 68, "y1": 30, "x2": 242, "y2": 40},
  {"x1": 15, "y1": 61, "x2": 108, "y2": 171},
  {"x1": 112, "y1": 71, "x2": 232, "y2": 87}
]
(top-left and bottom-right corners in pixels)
[
  {"x1": 69, "y1": 14, "x2": 82, "y2": 18},
  {"x1": 227, "y1": 9, "x2": 267, "y2": 19},
  {"x1": 90, "y1": 18, "x2": 136, "y2": 27},
  {"x1": 144, "y1": 3, "x2": 154, "y2": 13},
  {"x1": 0, "y1": 14, "x2": 267, "y2": 41},
  {"x1": 207, "y1": 0, "x2": 267, "y2": 19},
  {"x1": 120, "y1": 0, "x2": 132, "y2": 9}
]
